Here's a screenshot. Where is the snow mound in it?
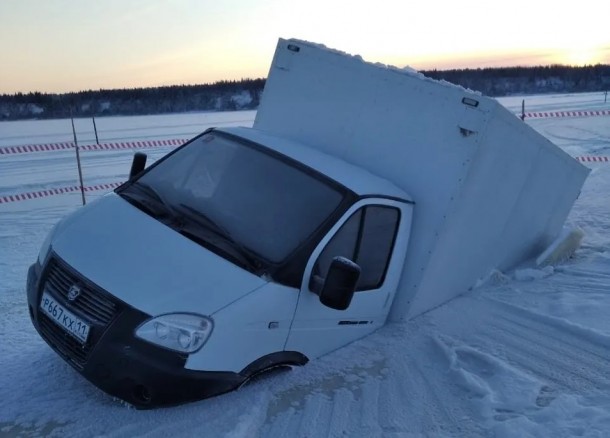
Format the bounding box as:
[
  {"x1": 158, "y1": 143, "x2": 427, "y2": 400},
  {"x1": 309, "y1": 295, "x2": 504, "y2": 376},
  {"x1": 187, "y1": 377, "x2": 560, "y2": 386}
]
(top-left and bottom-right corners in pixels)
[
  {"x1": 536, "y1": 226, "x2": 584, "y2": 267},
  {"x1": 514, "y1": 266, "x2": 555, "y2": 281}
]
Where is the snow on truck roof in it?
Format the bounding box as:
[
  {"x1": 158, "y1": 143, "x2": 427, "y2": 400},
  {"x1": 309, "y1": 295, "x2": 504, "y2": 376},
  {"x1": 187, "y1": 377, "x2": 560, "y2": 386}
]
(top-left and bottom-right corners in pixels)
[
  {"x1": 218, "y1": 126, "x2": 413, "y2": 202},
  {"x1": 284, "y1": 38, "x2": 482, "y2": 96}
]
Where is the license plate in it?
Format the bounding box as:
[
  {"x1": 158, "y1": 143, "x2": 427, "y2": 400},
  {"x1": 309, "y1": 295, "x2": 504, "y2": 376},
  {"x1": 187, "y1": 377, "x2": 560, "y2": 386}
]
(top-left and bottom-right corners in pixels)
[{"x1": 40, "y1": 292, "x2": 90, "y2": 343}]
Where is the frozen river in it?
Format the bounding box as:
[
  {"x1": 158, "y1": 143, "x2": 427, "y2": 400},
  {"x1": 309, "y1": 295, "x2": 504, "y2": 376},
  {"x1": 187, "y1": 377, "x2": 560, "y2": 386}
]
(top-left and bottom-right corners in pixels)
[{"x1": 2, "y1": 95, "x2": 610, "y2": 437}]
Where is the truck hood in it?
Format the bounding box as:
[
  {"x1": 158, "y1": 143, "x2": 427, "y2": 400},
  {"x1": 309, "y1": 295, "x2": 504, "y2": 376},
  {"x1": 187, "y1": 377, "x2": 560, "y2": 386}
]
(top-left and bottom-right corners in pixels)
[{"x1": 50, "y1": 193, "x2": 267, "y2": 316}]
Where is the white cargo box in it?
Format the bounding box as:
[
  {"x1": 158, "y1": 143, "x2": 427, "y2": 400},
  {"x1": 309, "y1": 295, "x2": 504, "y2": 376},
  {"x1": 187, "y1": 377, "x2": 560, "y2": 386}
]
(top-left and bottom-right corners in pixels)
[{"x1": 254, "y1": 38, "x2": 590, "y2": 320}]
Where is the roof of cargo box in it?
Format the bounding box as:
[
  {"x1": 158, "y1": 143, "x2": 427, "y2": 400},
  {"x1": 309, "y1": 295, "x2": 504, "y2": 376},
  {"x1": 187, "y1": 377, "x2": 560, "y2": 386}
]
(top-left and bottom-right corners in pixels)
[
  {"x1": 282, "y1": 38, "x2": 481, "y2": 95},
  {"x1": 217, "y1": 126, "x2": 413, "y2": 202}
]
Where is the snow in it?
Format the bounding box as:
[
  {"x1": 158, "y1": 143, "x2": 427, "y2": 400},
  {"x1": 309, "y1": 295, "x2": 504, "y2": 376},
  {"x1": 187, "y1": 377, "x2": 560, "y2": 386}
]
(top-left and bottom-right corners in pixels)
[
  {"x1": 2, "y1": 94, "x2": 610, "y2": 436},
  {"x1": 28, "y1": 104, "x2": 44, "y2": 116},
  {"x1": 287, "y1": 39, "x2": 480, "y2": 94},
  {"x1": 536, "y1": 226, "x2": 584, "y2": 267},
  {"x1": 231, "y1": 91, "x2": 253, "y2": 108}
]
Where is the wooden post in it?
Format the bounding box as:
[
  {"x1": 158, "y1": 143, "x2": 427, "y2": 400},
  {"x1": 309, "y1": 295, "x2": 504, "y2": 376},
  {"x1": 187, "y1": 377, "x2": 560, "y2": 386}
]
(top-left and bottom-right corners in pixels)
[
  {"x1": 71, "y1": 113, "x2": 86, "y2": 205},
  {"x1": 92, "y1": 115, "x2": 100, "y2": 145}
]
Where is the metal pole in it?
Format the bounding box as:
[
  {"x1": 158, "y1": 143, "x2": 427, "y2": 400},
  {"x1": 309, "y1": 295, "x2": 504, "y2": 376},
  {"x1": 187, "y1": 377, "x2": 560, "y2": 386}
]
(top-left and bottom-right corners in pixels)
[
  {"x1": 71, "y1": 114, "x2": 86, "y2": 205},
  {"x1": 92, "y1": 115, "x2": 100, "y2": 145}
]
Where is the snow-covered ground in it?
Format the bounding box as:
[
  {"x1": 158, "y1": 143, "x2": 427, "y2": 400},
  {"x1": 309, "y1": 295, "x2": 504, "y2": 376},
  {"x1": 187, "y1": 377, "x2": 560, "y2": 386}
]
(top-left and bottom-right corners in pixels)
[{"x1": 1, "y1": 94, "x2": 610, "y2": 437}]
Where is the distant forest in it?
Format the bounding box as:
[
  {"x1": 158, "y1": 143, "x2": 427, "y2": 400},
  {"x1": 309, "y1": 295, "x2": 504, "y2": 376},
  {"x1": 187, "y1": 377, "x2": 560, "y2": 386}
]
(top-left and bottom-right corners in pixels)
[
  {"x1": 424, "y1": 64, "x2": 610, "y2": 97},
  {"x1": 1, "y1": 65, "x2": 609, "y2": 121}
]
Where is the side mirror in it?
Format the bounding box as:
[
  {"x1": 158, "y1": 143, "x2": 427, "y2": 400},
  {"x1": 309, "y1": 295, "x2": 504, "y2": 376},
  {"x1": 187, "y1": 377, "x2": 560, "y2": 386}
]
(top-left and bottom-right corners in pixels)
[
  {"x1": 129, "y1": 152, "x2": 148, "y2": 179},
  {"x1": 319, "y1": 256, "x2": 360, "y2": 310}
]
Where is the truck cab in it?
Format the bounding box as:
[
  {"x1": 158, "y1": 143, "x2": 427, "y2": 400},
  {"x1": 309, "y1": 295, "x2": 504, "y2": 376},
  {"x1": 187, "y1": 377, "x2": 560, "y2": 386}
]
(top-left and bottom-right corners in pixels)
[{"x1": 27, "y1": 126, "x2": 413, "y2": 407}]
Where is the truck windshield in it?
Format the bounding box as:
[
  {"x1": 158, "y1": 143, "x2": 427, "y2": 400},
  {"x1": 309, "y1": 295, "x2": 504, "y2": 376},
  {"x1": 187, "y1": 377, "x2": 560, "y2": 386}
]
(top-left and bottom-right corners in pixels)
[{"x1": 120, "y1": 131, "x2": 345, "y2": 265}]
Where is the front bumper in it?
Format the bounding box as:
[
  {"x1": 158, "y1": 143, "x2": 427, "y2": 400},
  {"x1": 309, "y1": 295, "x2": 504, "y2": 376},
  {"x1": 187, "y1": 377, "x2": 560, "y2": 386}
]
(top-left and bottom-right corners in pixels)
[{"x1": 26, "y1": 259, "x2": 243, "y2": 409}]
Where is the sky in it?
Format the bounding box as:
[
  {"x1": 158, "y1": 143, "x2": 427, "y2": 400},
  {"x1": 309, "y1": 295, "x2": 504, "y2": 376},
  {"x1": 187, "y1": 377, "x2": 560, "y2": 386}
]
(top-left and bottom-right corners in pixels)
[{"x1": 1, "y1": 0, "x2": 609, "y2": 94}]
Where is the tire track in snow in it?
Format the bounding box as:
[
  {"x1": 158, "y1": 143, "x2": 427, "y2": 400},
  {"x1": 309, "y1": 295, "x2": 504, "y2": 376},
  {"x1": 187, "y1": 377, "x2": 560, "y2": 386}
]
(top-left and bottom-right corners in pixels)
[
  {"x1": 556, "y1": 266, "x2": 610, "y2": 282},
  {"x1": 325, "y1": 389, "x2": 353, "y2": 437},
  {"x1": 259, "y1": 378, "x2": 356, "y2": 437},
  {"x1": 263, "y1": 406, "x2": 296, "y2": 437},
  {"x1": 487, "y1": 296, "x2": 610, "y2": 361},
  {"x1": 409, "y1": 349, "x2": 480, "y2": 436},
  {"x1": 356, "y1": 379, "x2": 383, "y2": 437},
  {"x1": 473, "y1": 299, "x2": 610, "y2": 393},
  {"x1": 377, "y1": 372, "x2": 429, "y2": 436},
  {"x1": 257, "y1": 333, "x2": 484, "y2": 437},
  {"x1": 495, "y1": 310, "x2": 610, "y2": 365},
  {"x1": 478, "y1": 324, "x2": 607, "y2": 393},
  {"x1": 373, "y1": 334, "x2": 481, "y2": 437},
  {"x1": 261, "y1": 389, "x2": 352, "y2": 437},
  {"x1": 292, "y1": 393, "x2": 328, "y2": 437}
]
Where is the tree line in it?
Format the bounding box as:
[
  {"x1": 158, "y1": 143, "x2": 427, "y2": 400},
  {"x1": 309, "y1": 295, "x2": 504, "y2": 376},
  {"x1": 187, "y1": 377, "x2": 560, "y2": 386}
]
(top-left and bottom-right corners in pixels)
[
  {"x1": 0, "y1": 78, "x2": 265, "y2": 121},
  {"x1": 423, "y1": 64, "x2": 610, "y2": 96},
  {"x1": 1, "y1": 65, "x2": 609, "y2": 121}
]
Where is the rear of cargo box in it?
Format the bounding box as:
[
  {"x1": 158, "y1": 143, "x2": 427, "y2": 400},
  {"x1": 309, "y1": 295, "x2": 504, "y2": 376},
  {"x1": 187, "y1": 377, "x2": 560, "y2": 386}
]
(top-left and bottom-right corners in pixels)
[
  {"x1": 399, "y1": 104, "x2": 590, "y2": 319},
  {"x1": 255, "y1": 38, "x2": 589, "y2": 322}
]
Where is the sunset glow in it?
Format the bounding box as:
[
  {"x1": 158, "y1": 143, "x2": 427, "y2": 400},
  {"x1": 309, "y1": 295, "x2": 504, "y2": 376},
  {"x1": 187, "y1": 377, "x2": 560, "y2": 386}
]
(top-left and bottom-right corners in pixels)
[
  {"x1": 561, "y1": 47, "x2": 606, "y2": 66},
  {"x1": 0, "y1": 0, "x2": 608, "y2": 93}
]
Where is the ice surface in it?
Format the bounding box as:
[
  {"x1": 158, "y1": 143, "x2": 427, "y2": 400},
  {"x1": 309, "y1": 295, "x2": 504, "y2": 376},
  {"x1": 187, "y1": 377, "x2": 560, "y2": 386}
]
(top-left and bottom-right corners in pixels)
[{"x1": 2, "y1": 94, "x2": 610, "y2": 436}]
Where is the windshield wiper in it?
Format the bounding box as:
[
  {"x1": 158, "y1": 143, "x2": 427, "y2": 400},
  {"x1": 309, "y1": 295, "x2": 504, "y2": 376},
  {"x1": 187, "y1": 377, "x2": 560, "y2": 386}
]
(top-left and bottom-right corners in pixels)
[
  {"x1": 121, "y1": 186, "x2": 265, "y2": 275},
  {"x1": 176, "y1": 203, "x2": 231, "y2": 238},
  {"x1": 121, "y1": 182, "x2": 179, "y2": 223},
  {"x1": 176, "y1": 203, "x2": 265, "y2": 274},
  {"x1": 176, "y1": 227, "x2": 257, "y2": 274}
]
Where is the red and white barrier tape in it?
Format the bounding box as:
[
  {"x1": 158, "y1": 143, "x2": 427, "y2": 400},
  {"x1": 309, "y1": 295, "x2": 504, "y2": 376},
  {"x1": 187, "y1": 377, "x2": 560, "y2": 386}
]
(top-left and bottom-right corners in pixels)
[
  {"x1": 0, "y1": 109, "x2": 607, "y2": 155},
  {"x1": 525, "y1": 110, "x2": 610, "y2": 119},
  {"x1": 0, "y1": 142, "x2": 75, "y2": 154},
  {"x1": 80, "y1": 138, "x2": 186, "y2": 151},
  {"x1": 0, "y1": 182, "x2": 122, "y2": 204},
  {"x1": 576, "y1": 156, "x2": 609, "y2": 162},
  {"x1": 0, "y1": 138, "x2": 187, "y2": 156},
  {"x1": 0, "y1": 151, "x2": 610, "y2": 204},
  {"x1": 2, "y1": 154, "x2": 610, "y2": 205}
]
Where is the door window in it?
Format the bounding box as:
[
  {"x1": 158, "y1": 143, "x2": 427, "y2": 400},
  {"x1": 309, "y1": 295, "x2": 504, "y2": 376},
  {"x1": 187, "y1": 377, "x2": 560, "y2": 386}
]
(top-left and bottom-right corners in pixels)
[{"x1": 311, "y1": 205, "x2": 400, "y2": 292}]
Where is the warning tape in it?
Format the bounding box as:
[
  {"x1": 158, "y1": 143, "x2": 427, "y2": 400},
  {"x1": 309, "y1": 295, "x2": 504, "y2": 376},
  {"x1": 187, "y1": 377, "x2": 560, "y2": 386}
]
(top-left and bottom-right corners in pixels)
[
  {"x1": 81, "y1": 139, "x2": 186, "y2": 151},
  {"x1": 0, "y1": 138, "x2": 187, "y2": 156},
  {"x1": 576, "y1": 156, "x2": 609, "y2": 162},
  {"x1": 0, "y1": 182, "x2": 123, "y2": 204},
  {"x1": 525, "y1": 110, "x2": 610, "y2": 119},
  {"x1": 2, "y1": 154, "x2": 610, "y2": 205}
]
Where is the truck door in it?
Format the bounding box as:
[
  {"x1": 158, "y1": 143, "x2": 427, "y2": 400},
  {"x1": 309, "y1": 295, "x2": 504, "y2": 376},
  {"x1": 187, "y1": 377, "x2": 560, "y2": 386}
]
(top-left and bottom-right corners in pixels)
[{"x1": 284, "y1": 198, "x2": 413, "y2": 360}]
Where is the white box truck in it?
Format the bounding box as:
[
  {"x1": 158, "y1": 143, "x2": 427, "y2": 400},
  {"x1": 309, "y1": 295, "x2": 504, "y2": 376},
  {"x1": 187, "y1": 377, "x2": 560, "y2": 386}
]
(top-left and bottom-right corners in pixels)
[{"x1": 26, "y1": 38, "x2": 589, "y2": 408}]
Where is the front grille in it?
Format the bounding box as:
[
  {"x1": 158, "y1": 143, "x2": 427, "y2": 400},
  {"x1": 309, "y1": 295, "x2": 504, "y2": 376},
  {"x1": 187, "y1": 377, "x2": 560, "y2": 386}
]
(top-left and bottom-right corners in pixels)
[
  {"x1": 44, "y1": 257, "x2": 118, "y2": 325},
  {"x1": 37, "y1": 255, "x2": 122, "y2": 368},
  {"x1": 39, "y1": 313, "x2": 90, "y2": 369}
]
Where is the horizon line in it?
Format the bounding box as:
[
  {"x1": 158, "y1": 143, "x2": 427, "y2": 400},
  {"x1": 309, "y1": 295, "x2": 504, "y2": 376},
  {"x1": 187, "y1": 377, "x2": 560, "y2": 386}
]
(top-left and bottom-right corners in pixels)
[{"x1": 3, "y1": 62, "x2": 610, "y2": 96}]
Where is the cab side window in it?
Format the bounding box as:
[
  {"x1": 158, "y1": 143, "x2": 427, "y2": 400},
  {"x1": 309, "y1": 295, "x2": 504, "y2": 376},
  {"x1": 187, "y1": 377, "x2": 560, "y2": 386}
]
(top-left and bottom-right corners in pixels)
[{"x1": 311, "y1": 205, "x2": 400, "y2": 292}]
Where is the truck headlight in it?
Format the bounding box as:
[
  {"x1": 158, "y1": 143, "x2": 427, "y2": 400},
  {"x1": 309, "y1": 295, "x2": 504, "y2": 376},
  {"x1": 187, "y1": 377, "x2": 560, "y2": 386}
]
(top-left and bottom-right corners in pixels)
[{"x1": 135, "y1": 313, "x2": 213, "y2": 354}]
